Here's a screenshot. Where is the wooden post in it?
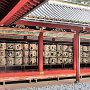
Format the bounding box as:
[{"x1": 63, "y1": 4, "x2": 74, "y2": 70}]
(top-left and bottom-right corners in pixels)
[
  {"x1": 38, "y1": 32, "x2": 43, "y2": 72},
  {"x1": 74, "y1": 31, "x2": 80, "y2": 82}
]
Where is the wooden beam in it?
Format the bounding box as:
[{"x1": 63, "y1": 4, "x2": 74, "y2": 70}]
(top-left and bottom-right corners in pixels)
[
  {"x1": 0, "y1": 0, "x2": 29, "y2": 26},
  {"x1": 15, "y1": 20, "x2": 83, "y2": 31}
]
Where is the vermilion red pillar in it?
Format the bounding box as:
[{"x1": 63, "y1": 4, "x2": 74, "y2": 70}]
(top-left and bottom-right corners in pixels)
[
  {"x1": 38, "y1": 32, "x2": 43, "y2": 72},
  {"x1": 73, "y1": 34, "x2": 77, "y2": 70},
  {"x1": 73, "y1": 31, "x2": 80, "y2": 82}
]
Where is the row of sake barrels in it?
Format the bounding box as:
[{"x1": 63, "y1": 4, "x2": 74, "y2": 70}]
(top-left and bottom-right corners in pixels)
[
  {"x1": 80, "y1": 45, "x2": 90, "y2": 51},
  {"x1": 0, "y1": 57, "x2": 38, "y2": 66},
  {"x1": 44, "y1": 58, "x2": 73, "y2": 64},
  {"x1": 57, "y1": 45, "x2": 73, "y2": 52},
  {"x1": 0, "y1": 43, "x2": 38, "y2": 50},
  {"x1": 80, "y1": 52, "x2": 90, "y2": 57},
  {"x1": 57, "y1": 52, "x2": 73, "y2": 58},
  {"x1": 44, "y1": 45, "x2": 73, "y2": 52},
  {"x1": 0, "y1": 43, "x2": 73, "y2": 52},
  {"x1": 44, "y1": 51, "x2": 73, "y2": 58},
  {"x1": 0, "y1": 50, "x2": 38, "y2": 57}
]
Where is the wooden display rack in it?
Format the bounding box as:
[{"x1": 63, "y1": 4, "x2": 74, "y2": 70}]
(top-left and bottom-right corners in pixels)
[{"x1": 0, "y1": 27, "x2": 89, "y2": 84}]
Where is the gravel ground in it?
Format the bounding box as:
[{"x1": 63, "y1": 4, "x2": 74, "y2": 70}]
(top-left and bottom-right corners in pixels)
[
  {"x1": 14, "y1": 82, "x2": 90, "y2": 90},
  {"x1": 1, "y1": 78, "x2": 90, "y2": 90}
]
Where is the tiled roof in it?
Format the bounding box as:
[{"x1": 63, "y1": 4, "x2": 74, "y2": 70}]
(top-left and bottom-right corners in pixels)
[{"x1": 22, "y1": 1, "x2": 90, "y2": 26}]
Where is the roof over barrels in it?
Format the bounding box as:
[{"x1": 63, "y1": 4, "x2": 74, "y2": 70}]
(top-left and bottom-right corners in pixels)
[{"x1": 22, "y1": 0, "x2": 90, "y2": 26}]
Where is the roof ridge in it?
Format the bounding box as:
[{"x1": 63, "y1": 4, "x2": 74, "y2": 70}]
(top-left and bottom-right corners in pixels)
[{"x1": 22, "y1": 0, "x2": 90, "y2": 25}]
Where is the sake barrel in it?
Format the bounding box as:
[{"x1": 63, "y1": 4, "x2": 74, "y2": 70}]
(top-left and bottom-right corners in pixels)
[
  {"x1": 15, "y1": 58, "x2": 22, "y2": 65},
  {"x1": 15, "y1": 43, "x2": 23, "y2": 50},
  {"x1": 57, "y1": 51, "x2": 62, "y2": 57},
  {"x1": 68, "y1": 58, "x2": 73, "y2": 64},
  {"x1": 30, "y1": 44, "x2": 37, "y2": 50},
  {"x1": 23, "y1": 50, "x2": 29, "y2": 57},
  {"x1": 6, "y1": 43, "x2": 14, "y2": 50},
  {"x1": 0, "y1": 57, "x2": 6, "y2": 65},
  {"x1": 57, "y1": 44, "x2": 62, "y2": 51},
  {"x1": 62, "y1": 58, "x2": 68, "y2": 64},
  {"x1": 23, "y1": 57, "x2": 29, "y2": 65},
  {"x1": 6, "y1": 58, "x2": 14, "y2": 65},
  {"x1": 82, "y1": 46, "x2": 88, "y2": 51},
  {"x1": 62, "y1": 52, "x2": 69, "y2": 57},
  {"x1": 68, "y1": 46, "x2": 73, "y2": 52},
  {"x1": 44, "y1": 45, "x2": 50, "y2": 51},
  {"x1": 15, "y1": 50, "x2": 22, "y2": 57},
  {"x1": 68, "y1": 52, "x2": 73, "y2": 58},
  {"x1": 6, "y1": 51, "x2": 14, "y2": 57},
  {"x1": 30, "y1": 57, "x2": 37, "y2": 64},
  {"x1": 49, "y1": 58, "x2": 57, "y2": 64},
  {"x1": 82, "y1": 58, "x2": 88, "y2": 64},
  {"x1": 50, "y1": 45, "x2": 56, "y2": 51},
  {"x1": 44, "y1": 51, "x2": 51, "y2": 57},
  {"x1": 23, "y1": 43, "x2": 29, "y2": 50},
  {"x1": 44, "y1": 58, "x2": 49, "y2": 64},
  {"x1": 82, "y1": 52, "x2": 88, "y2": 57},
  {"x1": 0, "y1": 50, "x2": 5, "y2": 57},
  {"x1": 0, "y1": 43, "x2": 6, "y2": 50},
  {"x1": 62, "y1": 45, "x2": 68, "y2": 51},
  {"x1": 30, "y1": 51, "x2": 37, "y2": 57},
  {"x1": 57, "y1": 58, "x2": 62, "y2": 64},
  {"x1": 50, "y1": 52, "x2": 56, "y2": 57}
]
